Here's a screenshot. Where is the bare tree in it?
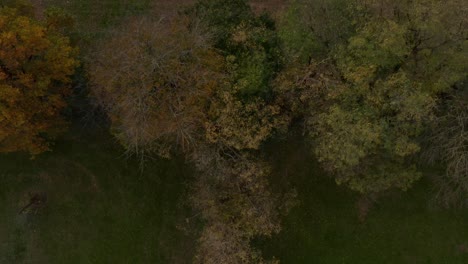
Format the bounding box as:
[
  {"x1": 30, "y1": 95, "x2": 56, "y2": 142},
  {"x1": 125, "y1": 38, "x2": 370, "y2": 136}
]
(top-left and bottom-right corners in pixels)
[
  {"x1": 427, "y1": 92, "x2": 468, "y2": 208},
  {"x1": 88, "y1": 16, "x2": 225, "y2": 159}
]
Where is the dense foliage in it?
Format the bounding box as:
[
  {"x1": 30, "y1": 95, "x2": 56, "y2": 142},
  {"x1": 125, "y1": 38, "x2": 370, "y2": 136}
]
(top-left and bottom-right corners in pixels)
[
  {"x1": 88, "y1": 17, "x2": 225, "y2": 158},
  {"x1": 278, "y1": 0, "x2": 467, "y2": 193},
  {"x1": 0, "y1": 7, "x2": 77, "y2": 155}
]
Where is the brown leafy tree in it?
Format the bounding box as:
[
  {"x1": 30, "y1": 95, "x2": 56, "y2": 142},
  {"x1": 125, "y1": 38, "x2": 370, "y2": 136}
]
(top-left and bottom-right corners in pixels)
[
  {"x1": 190, "y1": 145, "x2": 281, "y2": 264},
  {"x1": 88, "y1": 17, "x2": 226, "y2": 158},
  {"x1": 0, "y1": 7, "x2": 78, "y2": 155},
  {"x1": 205, "y1": 86, "x2": 289, "y2": 151}
]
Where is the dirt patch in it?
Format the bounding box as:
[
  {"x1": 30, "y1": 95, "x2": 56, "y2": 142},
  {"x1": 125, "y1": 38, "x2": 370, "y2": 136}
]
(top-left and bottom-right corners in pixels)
[
  {"x1": 457, "y1": 243, "x2": 468, "y2": 254},
  {"x1": 356, "y1": 193, "x2": 378, "y2": 223}
]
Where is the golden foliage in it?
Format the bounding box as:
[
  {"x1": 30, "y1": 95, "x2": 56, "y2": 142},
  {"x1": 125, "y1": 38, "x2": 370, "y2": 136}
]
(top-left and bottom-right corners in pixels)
[
  {"x1": 190, "y1": 145, "x2": 281, "y2": 264},
  {"x1": 205, "y1": 90, "x2": 289, "y2": 150},
  {"x1": 0, "y1": 7, "x2": 78, "y2": 155}
]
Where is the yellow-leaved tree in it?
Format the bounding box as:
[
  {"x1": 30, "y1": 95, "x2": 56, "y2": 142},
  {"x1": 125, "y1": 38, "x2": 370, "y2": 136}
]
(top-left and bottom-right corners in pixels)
[{"x1": 0, "y1": 7, "x2": 78, "y2": 155}]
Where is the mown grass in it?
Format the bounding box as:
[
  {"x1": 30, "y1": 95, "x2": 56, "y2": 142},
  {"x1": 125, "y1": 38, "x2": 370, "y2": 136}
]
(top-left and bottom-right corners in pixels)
[
  {"x1": 261, "y1": 136, "x2": 468, "y2": 264},
  {"x1": 0, "y1": 129, "x2": 194, "y2": 263},
  {"x1": 10, "y1": 133, "x2": 467, "y2": 264}
]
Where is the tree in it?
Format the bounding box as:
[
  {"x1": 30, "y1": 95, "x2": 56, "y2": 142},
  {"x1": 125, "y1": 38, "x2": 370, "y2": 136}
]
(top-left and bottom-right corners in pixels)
[
  {"x1": 0, "y1": 7, "x2": 78, "y2": 155},
  {"x1": 205, "y1": 86, "x2": 289, "y2": 151},
  {"x1": 191, "y1": 0, "x2": 283, "y2": 97},
  {"x1": 190, "y1": 145, "x2": 281, "y2": 264},
  {"x1": 88, "y1": 17, "x2": 226, "y2": 158},
  {"x1": 427, "y1": 89, "x2": 468, "y2": 208},
  {"x1": 184, "y1": 2, "x2": 289, "y2": 262},
  {"x1": 189, "y1": 0, "x2": 289, "y2": 151},
  {"x1": 189, "y1": 0, "x2": 253, "y2": 49},
  {"x1": 278, "y1": 0, "x2": 354, "y2": 61},
  {"x1": 278, "y1": 0, "x2": 467, "y2": 193}
]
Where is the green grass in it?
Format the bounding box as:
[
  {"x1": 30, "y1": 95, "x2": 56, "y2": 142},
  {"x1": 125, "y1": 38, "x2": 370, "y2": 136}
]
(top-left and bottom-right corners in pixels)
[
  {"x1": 0, "y1": 130, "x2": 194, "y2": 263},
  {"x1": 260, "y1": 137, "x2": 468, "y2": 263}
]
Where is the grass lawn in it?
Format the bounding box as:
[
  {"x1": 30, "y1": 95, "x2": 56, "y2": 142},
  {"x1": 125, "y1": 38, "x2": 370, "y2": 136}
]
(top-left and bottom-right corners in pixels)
[
  {"x1": 2, "y1": 132, "x2": 467, "y2": 263},
  {"x1": 261, "y1": 137, "x2": 468, "y2": 263},
  {"x1": 0, "y1": 129, "x2": 195, "y2": 263}
]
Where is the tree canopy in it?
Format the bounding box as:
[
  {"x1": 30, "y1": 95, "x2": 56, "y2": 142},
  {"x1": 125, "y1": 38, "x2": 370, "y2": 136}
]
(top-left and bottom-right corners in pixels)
[
  {"x1": 278, "y1": 0, "x2": 468, "y2": 193},
  {"x1": 89, "y1": 17, "x2": 226, "y2": 158},
  {"x1": 0, "y1": 7, "x2": 78, "y2": 155}
]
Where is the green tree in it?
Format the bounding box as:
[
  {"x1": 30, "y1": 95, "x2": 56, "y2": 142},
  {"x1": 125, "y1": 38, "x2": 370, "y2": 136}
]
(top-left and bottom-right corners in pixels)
[
  {"x1": 0, "y1": 7, "x2": 78, "y2": 155},
  {"x1": 192, "y1": 0, "x2": 283, "y2": 97},
  {"x1": 279, "y1": 0, "x2": 467, "y2": 193}
]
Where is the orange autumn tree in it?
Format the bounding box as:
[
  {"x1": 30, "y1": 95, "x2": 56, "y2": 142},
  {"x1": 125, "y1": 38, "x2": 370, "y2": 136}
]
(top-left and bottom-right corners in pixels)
[{"x1": 0, "y1": 7, "x2": 78, "y2": 155}]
